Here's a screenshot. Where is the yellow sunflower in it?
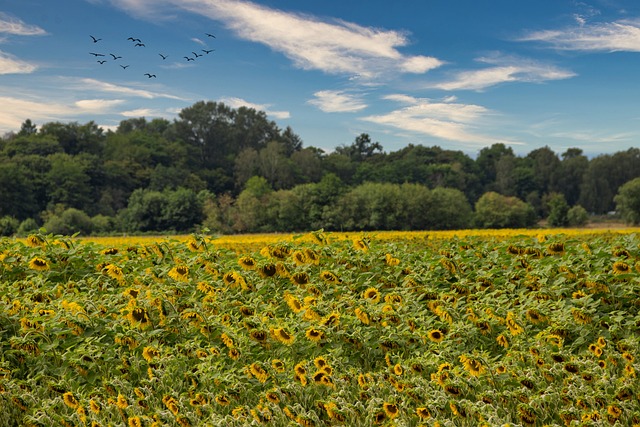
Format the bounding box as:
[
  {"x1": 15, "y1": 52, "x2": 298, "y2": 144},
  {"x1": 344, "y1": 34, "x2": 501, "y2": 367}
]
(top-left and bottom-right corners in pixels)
[
  {"x1": 238, "y1": 256, "x2": 257, "y2": 270},
  {"x1": 62, "y1": 392, "x2": 79, "y2": 409},
  {"x1": 613, "y1": 261, "x2": 631, "y2": 274},
  {"x1": 305, "y1": 327, "x2": 325, "y2": 342},
  {"x1": 168, "y1": 265, "x2": 189, "y2": 281},
  {"x1": 28, "y1": 257, "x2": 50, "y2": 271},
  {"x1": 382, "y1": 402, "x2": 399, "y2": 419},
  {"x1": 362, "y1": 287, "x2": 380, "y2": 303},
  {"x1": 272, "y1": 327, "x2": 295, "y2": 345},
  {"x1": 428, "y1": 329, "x2": 444, "y2": 343},
  {"x1": 320, "y1": 270, "x2": 340, "y2": 284}
]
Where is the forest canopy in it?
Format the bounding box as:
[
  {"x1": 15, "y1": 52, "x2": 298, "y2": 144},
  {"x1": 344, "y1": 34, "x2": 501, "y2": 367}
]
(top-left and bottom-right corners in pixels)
[{"x1": 2, "y1": 101, "x2": 640, "y2": 235}]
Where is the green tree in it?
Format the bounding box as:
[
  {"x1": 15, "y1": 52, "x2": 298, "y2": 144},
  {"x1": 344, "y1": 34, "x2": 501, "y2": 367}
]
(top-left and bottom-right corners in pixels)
[
  {"x1": 567, "y1": 205, "x2": 589, "y2": 227},
  {"x1": 614, "y1": 177, "x2": 640, "y2": 225},
  {"x1": 232, "y1": 176, "x2": 274, "y2": 232},
  {"x1": 42, "y1": 207, "x2": 94, "y2": 235},
  {"x1": 46, "y1": 153, "x2": 94, "y2": 212},
  {"x1": 474, "y1": 192, "x2": 536, "y2": 228},
  {"x1": 546, "y1": 193, "x2": 569, "y2": 227}
]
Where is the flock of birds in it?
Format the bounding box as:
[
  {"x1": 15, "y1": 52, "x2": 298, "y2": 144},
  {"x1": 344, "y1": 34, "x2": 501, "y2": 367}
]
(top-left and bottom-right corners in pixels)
[{"x1": 88, "y1": 33, "x2": 216, "y2": 78}]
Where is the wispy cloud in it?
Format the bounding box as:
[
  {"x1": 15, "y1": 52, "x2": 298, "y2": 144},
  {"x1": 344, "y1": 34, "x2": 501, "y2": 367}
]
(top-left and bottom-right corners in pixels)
[
  {"x1": 308, "y1": 90, "x2": 367, "y2": 113},
  {"x1": 75, "y1": 99, "x2": 125, "y2": 112},
  {"x1": 549, "y1": 130, "x2": 634, "y2": 144},
  {"x1": 431, "y1": 54, "x2": 575, "y2": 91},
  {"x1": 360, "y1": 94, "x2": 516, "y2": 146},
  {"x1": 72, "y1": 78, "x2": 188, "y2": 100},
  {"x1": 110, "y1": 0, "x2": 443, "y2": 79},
  {"x1": 220, "y1": 96, "x2": 290, "y2": 119},
  {"x1": 0, "y1": 51, "x2": 37, "y2": 74},
  {"x1": 120, "y1": 107, "x2": 164, "y2": 117},
  {"x1": 0, "y1": 13, "x2": 47, "y2": 36},
  {"x1": 521, "y1": 18, "x2": 640, "y2": 52}
]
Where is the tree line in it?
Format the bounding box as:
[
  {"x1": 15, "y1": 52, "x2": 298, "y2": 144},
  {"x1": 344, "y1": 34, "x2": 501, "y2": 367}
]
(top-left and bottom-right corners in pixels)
[{"x1": 1, "y1": 100, "x2": 640, "y2": 235}]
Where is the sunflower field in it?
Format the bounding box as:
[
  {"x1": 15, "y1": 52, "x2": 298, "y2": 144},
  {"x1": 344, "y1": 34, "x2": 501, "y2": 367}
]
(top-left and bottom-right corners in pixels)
[{"x1": 1, "y1": 229, "x2": 640, "y2": 427}]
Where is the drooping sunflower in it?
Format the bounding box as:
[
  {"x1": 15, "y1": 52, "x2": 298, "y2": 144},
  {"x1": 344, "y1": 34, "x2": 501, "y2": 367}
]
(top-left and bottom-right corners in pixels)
[
  {"x1": 304, "y1": 248, "x2": 320, "y2": 265},
  {"x1": 353, "y1": 238, "x2": 369, "y2": 252},
  {"x1": 613, "y1": 261, "x2": 631, "y2": 274},
  {"x1": 116, "y1": 394, "x2": 129, "y2": 409},
  {"x1": 249, "y1": 329, "x2": 268, "y2": 343},
  {"x1": 258, "y1": 263, "x2": 277, "y2": 277},
  {"x1": 319, "y1": 270, "x2": 340, "y2": 284},
  {"x1": 249, "y1": 362, "x2": 269, "y2": 383},
  {"x1": 128, "y1": 416, "x2": 142, "y2": 427},
  {"x1": 215, "y1": 394, "x2": 231, "y2": 406},
  {"x1": 272, "y1": 327, "x2": 295, "y2": 345},
  {"x1": 127, "y1": 307, "x2": 151, "y2": 328},
  {"x1": 228, "y1": 348, "x2": 241, "y2": 360},
  {"x1": 321, "y1": 312, "x2": 340, "y2": 327},
  {"x1": 265, "y1": 390, "x2": 280, "y2": 404},
  {"x1": 305, "y1": 327, "x2": 325, "y2": 342},
  {"x1": 168, "y1": 265, "x2": 189, "y2": 282},
  {"x1": 104, "y1": 264, "x2": 124, "y2": 281},
  {"x1": 506, "y1": 312, "x2": 524, "y2": 336},
  {"x1": 428, "y1": 329, "x2": 444, "y2": 343},
  {"x1": 284, "y1": 292, "x2": 303, "y2": 313},
  {"x1": 460, "y1": 354, "x2": 485, "y2": 377},
  {"x1": 546, "y1": 242, "x2": 565, "y2": 255},
  {"x1": 496, "y1": 334, "x2": 509, "y2": 348},
  {"x1": 416, "y1": 407, "x2": 431, "y2": 419},
  {"x1": 292, "y1": 250, "x2": 307, "y2": 265},
  {"x1": 142, "y1": 346, "x2": 160, "y2": 362},
  {"x1": 290, "y1": 272, "x2": 310, "y2": 286},
  {"x1": 28, "y1": 257, "x2": 50, "y2": 271},
  {"x1": 62, "y1": 392, "x2": 79, "y2": 409},
  {"x1": 382, "y1": 402, "x2": 399, "y2": 419},
  {"x1": 354, "y1": 307, "x2": 370, "y2": 325},
  {"x1": 385, "y1": 253, "x2": 400, "y2": 266},
  {"x1": 238, "y1": 256, "x2": 257, "y2": 270},
  {"x1": 271, "y1": 359, "x2": 286, "y2": 372}
]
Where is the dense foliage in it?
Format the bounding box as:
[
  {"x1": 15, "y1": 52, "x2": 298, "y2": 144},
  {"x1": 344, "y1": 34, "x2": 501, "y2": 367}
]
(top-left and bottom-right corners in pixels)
[
  {"x1": 1, "y1": 230, "x2": 640, "y2": 426},
  {"x1": 2, "y1": 103, "x2": 640, "y2": 234}
]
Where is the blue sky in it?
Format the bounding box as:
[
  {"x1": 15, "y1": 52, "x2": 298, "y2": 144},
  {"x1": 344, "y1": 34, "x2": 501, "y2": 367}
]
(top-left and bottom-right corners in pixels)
[{"x1": 1, "y1": 0, "x2": 640, "y2": 157}]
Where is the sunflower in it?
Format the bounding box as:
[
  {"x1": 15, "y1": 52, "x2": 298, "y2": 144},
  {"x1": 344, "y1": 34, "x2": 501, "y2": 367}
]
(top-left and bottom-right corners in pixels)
[
  {"x1": 104, "y1": 264, "x2": 124, "y2": 281},
  {"x1": 460, "y1": 354, "x2": 485, "y2": 377},
  {"x1": 142, "y1": 346, "x2": 160, "y2": 362},
  {"x1": 28, "y1": 257, "x2": 50, "y2": 271},
  {"x1": 249, "y1": 329, "x2": 268, "y2": 343},
  {"x1": 116, "y1": 394, "x2": 128, "y2": 409},
  {"x1": 496, "y1": 334, "x2": 509, "y2": 348},
  {"x1": 506, "y1": 312, "x2": 524, "y2": 336},
  {"x1": 304, "y1": 248, "x2": 320, "y2": 265},
  {"x1": 294, "y1": 362, "x2": 307, "y2": 376},
  {"x1": 292, "y1": 251, "x2": 307, "y2": 265},
  {"x1": 250, "y1": 363, "x2": 269, "y2": 383},
  {"x1": 613, "y1": 261, "x2": 631, "y2": 274},
  {"x1": 258, "y1": 263, "x2": 277, "y2": 277},
  {"x1": 220, "y1": 333, "x2": 234, "y2": 348},
  {"x1": 321, "y1": 312, "x2": 340, "y2": 327},
  {"x1": 128, "y1": 417, "x2": 142, "y2": 427},
  {"x1": 238, "y1": 256, "x2": 257, "y2": 270},
  {"x1": 428, "y1": 329, "x2": 444, "y2": 343},
  {"x1": 354, "y1": 307, "x2": 370, "y2": 325},
  {"x1": 362, "y1": 287, "x2": 380, "y2": 303},
  {"x1": 416, "y1": 407, "x2": 431, "y2": 419},
  {"x1": 265, "y1": 390, "x2": 280, "y2": 404},
  {"x1": 168, "y1": 265, "x2": 189, "y2": 282},
  {"x1": 353, "y1": 238, "x2": 369, "y2": 252},
  {"x1": 228, "y1": 348, "x2": 241, "y2": 360},
  {"x1": 127, "y1": 307, "x2": 151, "y2": 328},
  {"x1": 547, "y1": 242, "x2": 565, "y2": 255},
  {"x1": 290, "y1": 272, "x2": 310, "y2": 286},
  {"x1": 62, "y1": 392, "x2": 79, "y2": 409},
  {"x1": 320, "y1": 270, "x2": 340, "y2": 284},
  {"x1": 272, "y1": 327, "x2": 295, "y2": 345},
  {"x1": 271, "y1": 359, "x2": 286, "y2": 372},
  {"x1": 215, "y1": 394, "x2": 231, "y2": 406},
  {"x1": 305, "y1": 327, "x2": 325, "y2": 342},
  {"x1": 385, "y1": 253, "x2": 400, "y2": 266},
  {"x1": 382, "y1": 402, "x2": 399, "y2": 419},
  {"x1": 607, "y1": 405, "x2": 622, "y2": 419},
  {"x1": 393, "y1": 363, "x2": 403, "y2": 376}
]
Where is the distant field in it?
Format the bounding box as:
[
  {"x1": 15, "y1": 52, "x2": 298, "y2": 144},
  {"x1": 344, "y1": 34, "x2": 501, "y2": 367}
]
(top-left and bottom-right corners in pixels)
[{"x1": 2, "y1": 229, "x2": 640, "y2": 426}]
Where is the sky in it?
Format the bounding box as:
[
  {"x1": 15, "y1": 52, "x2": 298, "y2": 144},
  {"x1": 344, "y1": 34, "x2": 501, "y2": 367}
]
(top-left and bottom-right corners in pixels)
[{"x1": 1, "y1": 0, "x2": 640, "y2": 157}]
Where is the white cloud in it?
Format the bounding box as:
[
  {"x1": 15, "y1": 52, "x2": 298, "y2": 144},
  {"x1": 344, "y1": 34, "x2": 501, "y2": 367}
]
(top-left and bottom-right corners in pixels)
[
  {"x1": 75, "y1": 99, "x2": 125, "y2": 112},
  {"x1": 110, "y1": 0, "x2": 443, "y2": 79},
  {"x1": 220, "y1": 96, "x2": 290, "y2": 119},
  {"x1": 72, "y1": 78, "x2": 187, "y2": 100},
  {"x1": 0, "y1": 51, "x2": 37, "y2": 74},
  {"x1": 431, "y1": 55, "x2": 575, "y2": 91},
  {"x1": 361, "y1": 94, "x2": 513, "y2": 146},
  {"x1": 308, "y1": 90, "x2": 367, "y2": 113},
  {"x1": 521, "y1": 18, "x2": 640, "y2": 52},
  {"x1": 0, "y1": 13, "x2": 47, "y2": 36},
  {"x1": 120, "y1": 107, "x2": 162, "y2": 117}
]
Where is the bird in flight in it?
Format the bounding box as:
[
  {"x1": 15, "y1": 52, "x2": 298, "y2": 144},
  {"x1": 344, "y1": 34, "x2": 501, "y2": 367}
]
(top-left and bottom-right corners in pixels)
[
  {"x1": 144, "y1": 73, "x2": 157, "y2": 78},
  {"x1": 97, "y1": 60, "x2": 107, "y2": 64},
  {"x1": 192, "y1": 51, "x2": 203, "y2": 58},
  {"x1": 89, "y1": 52, "x2": 105, "y2": 57},
  {"x1": 184, "y1": 56, "x2": 194, "y2": 61},
  {"x1": 127, "y1": 37, "x2": 142, "y2": 43},
  {"x1": 135, "y1": 43, "x2": 145, "y2": 47},
  {"x1": 202, "y1": 49, "x2": 214, "y2": 54},
  {"x1": 110, "y1": 54, "x2": 122, "y2": 60},
  {"x1": 159, "y1": 53, "x2": 168, "y2": 60},
  {"x1": 205, "y1": 33, "x2": 216, "y2": 38},
  {"x1": 90, "y1": 35, "x2": 102, "y2": 43},
  {"x1": 120, "y1": 64, "x2": 130, "y2": 69}
]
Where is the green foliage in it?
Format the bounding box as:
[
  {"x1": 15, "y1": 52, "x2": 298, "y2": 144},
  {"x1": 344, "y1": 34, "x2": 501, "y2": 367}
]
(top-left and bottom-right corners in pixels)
[
  {"x1": 123, "y1": 188, "x2": 203, "y2": 232},
  {"x1": 567, "y1": 204, "x2": 589, "y2": 227},
  {"x1": 42, "y1": 207, "x2": 93, "y2": 235},
  {"x1": 614, "y1": 177, "x2": 640, "y2": 225},
  {"x1": 17, "y1": 218, "x2": 39, "y2": 236},
  {"x1": 546, "y1": 193, "x2": 570, "y2": 227},
  {"x1": 0, "y1": 216, "x2": 19, "y2": 236},
  {"x1": 474, "y1": 191, "x2": 536, "y2": 228}
]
